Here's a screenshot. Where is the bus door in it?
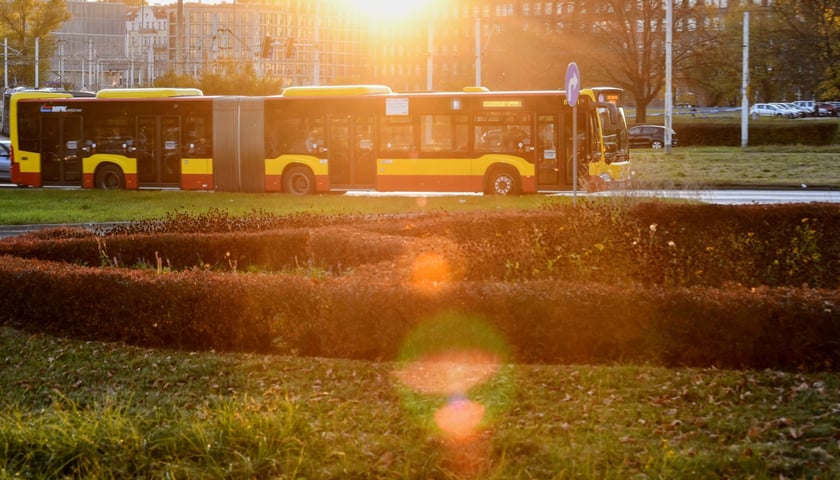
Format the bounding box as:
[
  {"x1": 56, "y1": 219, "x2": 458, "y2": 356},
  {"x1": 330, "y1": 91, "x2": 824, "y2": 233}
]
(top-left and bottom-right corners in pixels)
[
  {"x1": 41, "y1": 114, "x2": 83, "y2": 186},
  {"x1": 536, "y1": 115, "x2": 564, "y2": 189},
  {"x1": 136, "y1": 115, "x2": 181, "y2": 186},
  {"x1": 327, "y1": 114, "x2": 376, "y2": 189}
]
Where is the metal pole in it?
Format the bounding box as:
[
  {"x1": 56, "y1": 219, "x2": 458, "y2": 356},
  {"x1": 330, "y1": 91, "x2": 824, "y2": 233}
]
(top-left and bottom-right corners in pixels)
[
  {"x1": 741, "y1": 11, "x2": 750, "y2": 149},
  {"x1": 176, "y1": 0, "x2": 183, "y2": 75},
  {"x1": 35, "y1": 37, "x2": 39, "y2": 88},
  {"x1": 664, "y1": 0, "x2": 673, "y2": 154},
  {"x1": 475, "y1": 17, "x2": 480, "y2": 87},
  {"x1": 313, "y1": 3, "x2": 320, "y2": 86},
  {"x1": 426, "y1": 22, "x2": 433, "y2": 90},
  {"x1": 572, "y1": 105, "x2": 578, "y2": 206},
  {"x1": 4, "y1": 38, "x2": 8, "y2": 90}
]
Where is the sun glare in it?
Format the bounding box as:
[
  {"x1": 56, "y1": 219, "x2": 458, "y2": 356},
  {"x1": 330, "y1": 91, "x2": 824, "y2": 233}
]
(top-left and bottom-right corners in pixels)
[{"x1": 342, "y1": 0, "x2": 433, "y2": 21}]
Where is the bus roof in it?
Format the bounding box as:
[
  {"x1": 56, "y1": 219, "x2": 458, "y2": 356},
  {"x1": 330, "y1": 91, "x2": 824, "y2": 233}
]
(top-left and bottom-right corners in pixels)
[
  {"x1": 281, "y1": 85, "x2": 393, "y2": 97},
  {"x1": 10, "y1": 91, "x2": 74, "y2": 102},
  {"x1": 95, "y1": 88, "x2": 204, "y2": 98}
]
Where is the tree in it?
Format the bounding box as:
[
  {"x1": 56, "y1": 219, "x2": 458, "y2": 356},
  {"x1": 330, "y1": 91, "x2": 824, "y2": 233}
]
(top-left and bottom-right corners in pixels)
[
  {"x1": 579, "y1": 0, "x2": 675, "y2": 123},
  {"x1": 0, "y1": 0, "x2": 70, "y2": 87},
  {"x1": 772, "y1": 0, "x2": 840, "y2": 100},
  {"x1": 154, "y1": 62, "x2": 284, "y2": 96},
  {"x1": 673, "y1": 4, "x2": 741, "y2": 107}
]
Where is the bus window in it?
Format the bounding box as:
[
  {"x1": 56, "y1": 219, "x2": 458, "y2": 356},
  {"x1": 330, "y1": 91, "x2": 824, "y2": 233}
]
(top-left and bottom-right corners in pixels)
[
  {"x1": 474, "y1": 113, "x2": 532, "y2": 153},
  {"x1": 184, "y1": 114, "x2": 211, "y2": 157},
  {"x1": 275, "y1": 116, "x2": 325, "y2": 154},
  {"x1": 380, "y1": 116, "x2": 413, "y2": 153},
  {"x1": 17, "y1": 104, "x2": 40, "y2": 153},
  {"x1": 86, "y1": 114, "x2": 132, "y2": 155},
  {"x1": 419, "y1": 114, "x2": 468, "y2": 153},
  {"x1": 475, "y1": 126, "x2": 503, "y2": 152}
]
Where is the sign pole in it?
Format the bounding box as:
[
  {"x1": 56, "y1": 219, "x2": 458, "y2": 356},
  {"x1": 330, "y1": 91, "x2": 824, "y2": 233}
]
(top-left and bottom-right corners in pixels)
[
  {"x1": 572, "y1": 105, "x2": 577, "y2": 205},
  {"x1": 565, "y1": 62, "x2": 580, "y2": 206}
]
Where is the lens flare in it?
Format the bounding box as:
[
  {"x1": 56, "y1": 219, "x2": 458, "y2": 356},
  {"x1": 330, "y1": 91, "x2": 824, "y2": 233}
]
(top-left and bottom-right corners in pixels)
[
  {"x1": 410, "y1": 252, "x2": 451, "y2": 292},
  {"x1": 434, "y1": 395, "x2": 486, "y2": 441},
  {"x1": 394, "y1": 314, "x2": 513, "y2": 476},
  {"x1": 393, "y1": 349, "x2": 501, "y2": 395},
  {"x1": 394, "y1": 314, "x2": 513, "y2": 435}
]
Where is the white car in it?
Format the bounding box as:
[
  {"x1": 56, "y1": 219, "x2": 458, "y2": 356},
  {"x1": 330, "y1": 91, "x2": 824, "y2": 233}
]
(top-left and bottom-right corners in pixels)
[
  {"x1": 0, "y1": 139, "x2": 10, "y2": 182},
  {"x1": 749, "y1": 103, "x2": 790, "y2": 119},
  {"x1": 776, "y1": 103, "x2": 807, "y2": 118},
  {"x1": 793, "y1": 100, "x2": 816, "y2": 115}
]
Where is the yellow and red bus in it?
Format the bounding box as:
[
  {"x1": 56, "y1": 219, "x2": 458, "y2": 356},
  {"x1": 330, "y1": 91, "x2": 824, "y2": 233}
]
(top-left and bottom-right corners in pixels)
[
  {"x1": 8, "y1": 85, "x2": 630, "y2": 194},
  {"x1": 8, "y1": 88, "x2": 215, "y2": 190},
  {"x1": 264, "y1": 85, "x2": 630, "y2": 194}
]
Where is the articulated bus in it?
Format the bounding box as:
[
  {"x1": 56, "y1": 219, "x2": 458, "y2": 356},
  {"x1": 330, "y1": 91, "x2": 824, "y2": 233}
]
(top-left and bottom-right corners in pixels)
[
  {"x1": 8, "y1": 85, "x2": 630, "y2": 194},
  {"x1": 8, "y1": 88, "x2": 216, "y2": 190}
]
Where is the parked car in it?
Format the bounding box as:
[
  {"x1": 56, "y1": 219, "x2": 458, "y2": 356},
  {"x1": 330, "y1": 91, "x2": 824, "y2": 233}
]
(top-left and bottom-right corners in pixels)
[
  {"x1": 750, "y1": 103, "x2": 790, "y2": 119},
  {"x1": 793, "y1": 100, "x2": 817, "y2": 115},
  {"x1": 628, "y1": 125, "x2": 677, "y2": 149},
  {"x1": 817, "y1": 103, "x2": 837, "y2": 117},
  {"x1": 0, "y1": 139, "x2": 10, "y2": 182},
  {"x1": 778, "y1": 103, "x2": 809, "y2": 117}
]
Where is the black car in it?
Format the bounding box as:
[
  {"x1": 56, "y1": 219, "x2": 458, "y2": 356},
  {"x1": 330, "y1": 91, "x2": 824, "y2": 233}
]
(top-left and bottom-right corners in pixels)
[
  {"x1": 0, "y1": 139, "x2": 10, "y2": 182},
  {"x1": 628, "y1": 125, "x2": 677, "y2": 149}
]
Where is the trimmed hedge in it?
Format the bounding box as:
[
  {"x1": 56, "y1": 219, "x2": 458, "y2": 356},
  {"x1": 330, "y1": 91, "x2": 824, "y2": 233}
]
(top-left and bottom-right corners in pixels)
[
  {"x1": 672, "y1": 121, "x2": 840, "y2": 146},
  {"x1": 0, "y1": 256, "x2": 837, "y2": 370},
  {"x1": 0, "y1": 202, "x2": 838, "y2": 370}
]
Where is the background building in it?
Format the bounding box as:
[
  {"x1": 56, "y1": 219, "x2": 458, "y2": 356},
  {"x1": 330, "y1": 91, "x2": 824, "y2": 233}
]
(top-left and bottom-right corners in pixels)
[
  {"x1": 52, "y1": 1, "x2": 127, "y2": 90},
  {"x1": 37, "y1": 0, "x2": 832, "y2": 109}
]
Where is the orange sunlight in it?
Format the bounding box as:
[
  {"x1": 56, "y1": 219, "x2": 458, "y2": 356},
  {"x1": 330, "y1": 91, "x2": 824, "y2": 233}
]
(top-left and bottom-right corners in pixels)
[{"x1": 340, "y1": 0, "x2": 434, "y2": 20}]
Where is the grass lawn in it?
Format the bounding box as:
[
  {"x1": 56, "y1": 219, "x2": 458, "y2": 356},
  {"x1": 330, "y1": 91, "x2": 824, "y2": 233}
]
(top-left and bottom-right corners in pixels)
[
  {"x1": 2, "y1": 327, "x2": 838, "y2": 478},
  {"x1": 629, "y1": 146, "x2": 840, "y2": 189}
]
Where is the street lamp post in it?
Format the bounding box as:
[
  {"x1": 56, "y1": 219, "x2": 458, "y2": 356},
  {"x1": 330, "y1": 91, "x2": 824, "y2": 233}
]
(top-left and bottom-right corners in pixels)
[{"x1": 664, "y1": 0, "x2": 673, "y2": 154}]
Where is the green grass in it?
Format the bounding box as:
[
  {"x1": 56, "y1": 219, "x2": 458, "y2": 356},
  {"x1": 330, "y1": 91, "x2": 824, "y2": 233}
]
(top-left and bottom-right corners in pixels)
[
  {"x1": 0, "y1": 189, "x2": 550, "y2": 225},
  {"x1": 1, "y1": 327, "x2": 838, "y2": 478},
  {"x1": 629, "y1": 146, "x2": 840, "y2": 189}
]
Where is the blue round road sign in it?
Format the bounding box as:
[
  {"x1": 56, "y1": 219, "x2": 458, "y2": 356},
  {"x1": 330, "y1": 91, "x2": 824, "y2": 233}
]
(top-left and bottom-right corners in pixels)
[{"x1": 565, "y1": 62, "x2": 580, "y2": 106}]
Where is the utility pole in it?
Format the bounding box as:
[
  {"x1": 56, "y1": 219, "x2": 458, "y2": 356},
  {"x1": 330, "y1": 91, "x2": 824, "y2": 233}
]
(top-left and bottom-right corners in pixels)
[
  {"x1": 664, "y1": 0, "x2": 673, "y2": 154},
  {"x1": 475, "y1": 17, "x2": 480, "y2": 87},
  {"x1": 35, "y1": 37, "x2": 40, "y2": 88},
  {"x1": 176, "y1": 0, "x2": 183, "y2": 75},
  {"x1": 741, "y1": 12, "x2": 750, "y2": 148},
  {"x1": 313, "y1": 3, "x2": 320, "y2": 86},
  {"x1": 426, "y1": 22, "x2": 433, "y2": 91}
]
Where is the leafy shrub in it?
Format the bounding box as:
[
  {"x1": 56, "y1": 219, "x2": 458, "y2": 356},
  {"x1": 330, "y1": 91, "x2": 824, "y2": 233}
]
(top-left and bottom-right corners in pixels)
[
  {"x1": 674, "y1": 121, "x2": 840, "y2": 146},
  {"x1": 1, "y1": 203, "x2": 838, "y2": 370}
]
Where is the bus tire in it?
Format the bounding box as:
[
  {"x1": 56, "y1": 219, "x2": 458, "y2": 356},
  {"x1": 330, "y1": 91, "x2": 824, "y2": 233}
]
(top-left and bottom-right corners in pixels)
[
  {"x1": 283, "y1": 165, "x2": 315, "y2": 195},
  {"x1": 95, "y1": 165, "x2": 125, "y2": 190},
  {"x1": 485, "y1": 167, "x2": 520, "y2": 196}
]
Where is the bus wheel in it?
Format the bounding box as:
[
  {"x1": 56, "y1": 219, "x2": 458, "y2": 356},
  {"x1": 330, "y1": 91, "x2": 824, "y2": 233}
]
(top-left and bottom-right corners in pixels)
[
  {"x1": 95, "y1": 165, "x2": 125, "y2": 190},
  {"x1": 283, "y1": 166, "x2": 315, "y2": 195},
  {"x1": 486, "y1": 168, "x2": 520, "y2": 196}
]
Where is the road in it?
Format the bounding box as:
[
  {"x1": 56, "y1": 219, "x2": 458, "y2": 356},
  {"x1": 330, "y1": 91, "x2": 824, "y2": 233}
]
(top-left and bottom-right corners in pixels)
[
  {"x1": 344, "y1": 188, "x2": 840, "y2": 204},
  {"x1": 578, "y1": 188, "x2": 840, "y2": 205}
]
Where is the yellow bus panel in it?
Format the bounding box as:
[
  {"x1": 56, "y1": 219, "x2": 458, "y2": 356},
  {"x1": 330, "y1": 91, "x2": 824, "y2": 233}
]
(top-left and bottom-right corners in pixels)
[
  {"x1": 181, "y1": 157, "x2": 213, "y2": 175},
  {"x1": 281, "y1": 85, "x2": 392, "y2": 97},
  {"x1": 95, "y1": 88, "x2": 203, "y2": 98}
]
